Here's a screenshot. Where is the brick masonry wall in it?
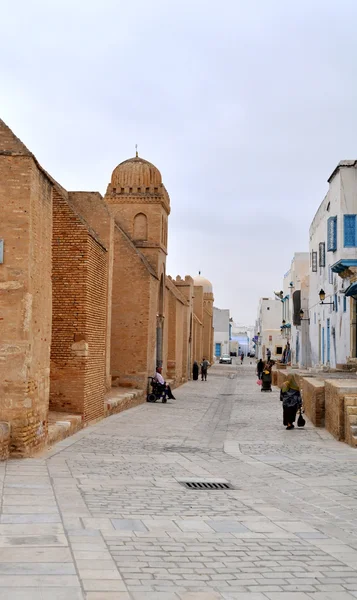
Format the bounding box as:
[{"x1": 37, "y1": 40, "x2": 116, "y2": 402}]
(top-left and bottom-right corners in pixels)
[
  {"x1": 0, "y1": 147, "x2": 52, "y2": 455},
  {"x1": 50, "y1": 187, "x2": 107, "y2": 422},
  {"x1": 0, "y1": 423, "x2": 10, "y2": 460},
  {"x1": 68, "y1": 191, "x2": 114, "y2": 392},
  {"x1": 111, "y1": 225, "x2": 154, "y2": 389},
  {"x1": 300, "y1": 377, "x2": 325, "y2": 427},
  {"x1": 324, "y1": 380, "x2": 357, "y2": 441},
  {"x1": 83, "y1": 236, "x2": 107, "y2": 422}
]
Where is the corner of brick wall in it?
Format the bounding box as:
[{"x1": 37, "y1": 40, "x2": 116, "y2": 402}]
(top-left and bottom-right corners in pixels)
[{"x1": 0, "y1": 423, "x2": 10, "y2": 461}]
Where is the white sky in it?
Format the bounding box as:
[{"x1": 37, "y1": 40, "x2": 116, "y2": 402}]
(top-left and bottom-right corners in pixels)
[{"x1": 2, "y1": 0, "x2": 357, "y2": 323}]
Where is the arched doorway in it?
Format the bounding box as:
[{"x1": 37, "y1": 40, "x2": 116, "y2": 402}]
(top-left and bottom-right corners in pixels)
[{"x1": 156, "y1": 273, "x2": 165, "y2": 367}]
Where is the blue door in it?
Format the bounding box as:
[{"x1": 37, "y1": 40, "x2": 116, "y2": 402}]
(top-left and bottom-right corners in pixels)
[
  {"x1": 215, "y1": 343, "x2": 221, "y2": 357},
  {"x1": 327, "y1": 319, "x2": 330, "y2": 363},
  {"x1": 322, "y1": 327, "x2": 325, "y2": 364}
]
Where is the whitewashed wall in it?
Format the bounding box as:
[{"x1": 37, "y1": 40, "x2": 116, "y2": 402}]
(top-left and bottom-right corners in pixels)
[{"x1": 308, "y1": 164, "x2": 357, "y2": 368}]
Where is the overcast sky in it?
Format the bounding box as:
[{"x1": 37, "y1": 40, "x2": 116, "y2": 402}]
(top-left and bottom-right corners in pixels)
[{"x1": 2, "y1": 0, "x2": 357, "y2": 324}]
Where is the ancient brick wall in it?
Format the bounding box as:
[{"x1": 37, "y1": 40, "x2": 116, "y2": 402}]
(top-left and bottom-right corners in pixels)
[
  {"x1": 110, "y1": 224, "x2": 155, "y2": 389},
  {"x1": 69, "y1": 192, "x2": 114, "y2": 390},
  {"x1": 50, "y1": 187, "x2": 107, "y2": 422},
  {"x1": 0, "y1": 146, "x2": 52, "y2": 455}
]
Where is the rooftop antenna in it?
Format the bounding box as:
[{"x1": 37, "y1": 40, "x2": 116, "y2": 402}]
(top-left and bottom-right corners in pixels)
[{"x1": 135, "y1": 144, "x2": 138, "y2": 158}]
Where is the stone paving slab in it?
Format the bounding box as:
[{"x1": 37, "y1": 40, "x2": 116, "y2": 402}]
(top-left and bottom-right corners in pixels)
[{"x1": 2, "y1": 362, "x2": 357, "y2": 598}]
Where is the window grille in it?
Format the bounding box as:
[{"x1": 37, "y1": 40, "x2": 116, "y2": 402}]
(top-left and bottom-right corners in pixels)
[
  {"x1": 312, "y1": 251, "x2": 317, "y2": 272},
  {"x1": 319, "y1": 242, "x2": 326, "y2": 267},
  {"x1": 327, "y1": 216, "x2": 337, "y2": 251}
]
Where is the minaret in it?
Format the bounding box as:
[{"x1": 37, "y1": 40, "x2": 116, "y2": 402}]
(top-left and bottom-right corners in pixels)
[{"x1": 104, "y1": 152, "x2": 170, "y2": 276}]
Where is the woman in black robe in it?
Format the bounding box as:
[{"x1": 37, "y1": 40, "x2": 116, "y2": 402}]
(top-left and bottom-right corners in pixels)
[{"x1": 192, "y1": 361, "x2": 199, "y2": 380}]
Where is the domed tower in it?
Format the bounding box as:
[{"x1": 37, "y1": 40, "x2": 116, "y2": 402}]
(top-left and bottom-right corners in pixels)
[
  {"x1": 193, "y1": 273, "x2": 214, "y2": 365},
  {"x1": 105, "y1": 152, "x2": 170, "y2": 276}
]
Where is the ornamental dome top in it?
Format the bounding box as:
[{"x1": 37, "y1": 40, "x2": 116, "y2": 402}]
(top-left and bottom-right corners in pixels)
[
  {"x1": 193, "y1": 273, "x2": 213, "y2": 294},
  {"x1": 111, "y1": 155, "x2": 162, "y2": 188}
]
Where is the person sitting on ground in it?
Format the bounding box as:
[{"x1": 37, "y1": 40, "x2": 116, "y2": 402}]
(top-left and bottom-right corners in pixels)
[
  {"x1": 280, "y1": 374, "x2": 302, "y2": 430},
  {"x1": 200, "y1": 358, "x2": 210, "y2": 381},
  {"x1": 154, "y1": 367, "x2": 175, "y2": 399}
]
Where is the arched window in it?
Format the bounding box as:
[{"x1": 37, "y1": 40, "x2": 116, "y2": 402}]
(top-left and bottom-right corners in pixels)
[{"x1": 133, "y1": 213, "x2": 148, "y2": 240}]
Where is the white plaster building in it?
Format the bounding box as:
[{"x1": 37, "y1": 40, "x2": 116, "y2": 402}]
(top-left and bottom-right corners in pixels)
[
  {"x1": 213, "y1": 307, "x2": 230, "y2": 358},
  {"x1": 254, "y1": 298, "x2": 284, "y2": 361},
  {"x1": 309, "y1": 160, "x2": 357, "y2": 369},
  {"x1": 230, "y1": 323, "x2": 255, "y2": 356},
  {"x1": 279, "y1": 253, "x2": 310, "y2": 367}
]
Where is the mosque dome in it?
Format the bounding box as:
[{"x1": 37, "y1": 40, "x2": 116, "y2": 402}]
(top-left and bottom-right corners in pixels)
[
  {"x1": 193, "y1": 273, "x2": 213, "y2": 294},
  {"x1": 111, "y1": 155, "x2": 162, "y2": 188}
]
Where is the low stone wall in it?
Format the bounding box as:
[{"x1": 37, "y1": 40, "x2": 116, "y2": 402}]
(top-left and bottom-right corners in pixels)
[
  {"x1": 300, "y1": 377, "x2": 325, "y2": 427},
  {"x1": 325, "y1": 379, "x2": 357, "y2": 441},
  {"x1": 0, "y1": 423, "x2": 10, "y2": 461},
  {"x1": 276, "y1": 370, "x2": 289, "y2": 389}
]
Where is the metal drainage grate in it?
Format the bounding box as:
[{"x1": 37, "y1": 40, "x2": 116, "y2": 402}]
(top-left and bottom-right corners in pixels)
[{"x1": 179, "y1": 481, "x2": 234, "y2": 491}]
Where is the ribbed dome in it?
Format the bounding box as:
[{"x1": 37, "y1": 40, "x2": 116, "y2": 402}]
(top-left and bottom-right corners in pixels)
[
  {"x1": 111, "y1": 156, "x2": 162, "y2": 188},
  {"x1": 193, "y1": 274, "x2": 213, "y2": 294}
]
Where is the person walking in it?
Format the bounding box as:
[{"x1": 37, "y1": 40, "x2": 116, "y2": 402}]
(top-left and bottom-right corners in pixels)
[
  {"x1": 201, "y1": 358, "x2": 209, "y2": 381},
  {"x1": 257, "y1": 358, "x2": 264, "y2": 380},
  {"x1": 192, "y1": 361, "x2": 199, "y2": 381},
  {"x1": 266, "y1": 348, "x2": 271, "y2": 361},
  {"x1": 240, "y1": 352, "x2": 244, "y2": 365},
  {"x1": 280, "y1": 374, "x2": 302, "y2": 430}
]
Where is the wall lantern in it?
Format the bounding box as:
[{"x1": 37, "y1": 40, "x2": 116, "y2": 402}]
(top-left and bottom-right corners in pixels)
[
  {"x1": 319, "y1": 289, "x2": 335, "y2": 307},
  {"x1": 299, "y1": 309, "x2": 310, "y2": 323}
]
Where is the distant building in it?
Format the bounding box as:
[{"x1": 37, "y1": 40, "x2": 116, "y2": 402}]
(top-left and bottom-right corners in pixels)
[
  {"x1": 280, "y1": 253, "x2": 310, "y2": 368},
  {"x1": 230, "y1": 323, "x2": 255, "y2": 356},
  {"x1": 255, "y1": 298, "x2": 284, "y2": 361},
  {"x1": 213, "y1": 308, "x2": 230, "y2": 357}
]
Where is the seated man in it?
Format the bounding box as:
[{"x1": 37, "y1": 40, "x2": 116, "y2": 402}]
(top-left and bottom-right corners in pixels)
[{"x1": 154, "y1": 367, "x2": 175, "y2": 399}]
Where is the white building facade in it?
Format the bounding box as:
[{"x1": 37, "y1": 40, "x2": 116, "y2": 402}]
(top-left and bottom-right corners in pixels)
[
  {"x1": 255, "y1": 298, "x2": 284, "y2": 361},
  {"x1": 309, "y1": 160, "x2": 357, "y2": 369},
  {"x1": 213, "y1": 307, "x2": 230, "y2": 358},
  {"x1": 279, "y1": 253, "x2": 310, "y2": 368},
  {"x1": 230, "y1": 324, "x2": 255, "y2": 356}
]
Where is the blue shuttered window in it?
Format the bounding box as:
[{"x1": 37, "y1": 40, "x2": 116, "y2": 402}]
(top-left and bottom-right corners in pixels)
[
  {"x1": 343, "y1": 296, "x2": 347, "y2": 312},
  {"x1": 334, "y1": 294, "x2": 338, "y2": 312},
  {"x1": 327, "y1": 216, "x2": 337, "y2": 251},
  {"x1": 344, "y1": 214, "x2": 357, "y2": 247}
]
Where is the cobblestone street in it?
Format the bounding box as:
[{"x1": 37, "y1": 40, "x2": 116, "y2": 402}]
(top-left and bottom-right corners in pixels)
[{"x1": 2, "y1": 362, "x2": 357, "y2": 599}]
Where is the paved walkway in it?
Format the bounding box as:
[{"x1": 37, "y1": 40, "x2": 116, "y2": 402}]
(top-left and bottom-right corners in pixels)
[{"x1": 2, "y1": 362, "x2": 357, "y2": 599}]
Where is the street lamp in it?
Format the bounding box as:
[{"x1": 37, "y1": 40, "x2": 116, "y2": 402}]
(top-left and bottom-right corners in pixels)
[
  {"x1": 299, "y1": 309, "x2": 310, "y2": 323},
  {"x1": 319, "y1": 289, "x2": 335, "y2": 307}
]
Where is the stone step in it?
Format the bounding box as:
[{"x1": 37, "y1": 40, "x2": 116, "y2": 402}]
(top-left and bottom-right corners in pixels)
[
  {"x1": 105, "y1": 388, "x2": 145, "y2": 416},
  {"x1": 47, "y1": 412, "x2": 83, "y2": 447}
]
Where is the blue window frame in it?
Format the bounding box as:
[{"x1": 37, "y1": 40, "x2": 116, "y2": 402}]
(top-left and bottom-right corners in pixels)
[
  {"x1": 334, "y1": 294, "x2": 338, "y2": 312},
  {"x1": 343, "y1": 296, "x2": 347, "y2": 312},
  {"x1": 327, "y1": 216, "x2": 337, "y2": 251},
  {"x1": 344, "y1": 214, "x2": 357, "y2": 247}
]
